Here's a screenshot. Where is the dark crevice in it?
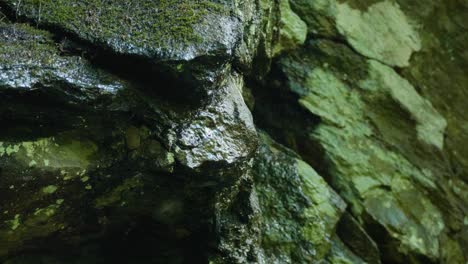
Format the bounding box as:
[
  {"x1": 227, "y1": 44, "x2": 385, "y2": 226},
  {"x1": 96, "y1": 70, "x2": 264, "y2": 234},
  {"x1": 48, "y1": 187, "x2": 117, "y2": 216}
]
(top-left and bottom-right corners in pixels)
[
  {"x1": 60, "y1": 40, "x2": 218, "y2": 110},
  {"x1": 0, "y1": 88, "x2": 98, "y2": 140},
  {"x1": 308, "y1": 34, "x2": 350, "y2": 50},
  {"x1": 361, "y1": 211, "x2": 438, "y2": 264},
  {"x1": 2, "y1": 157, "x2": 222, "y2": 263},
  {"x1": 336, "y1": 212, "x2": 382, "y2": 264},
  {"x1": 247, "y1": 56, "x2": 333, "y2": 182}
]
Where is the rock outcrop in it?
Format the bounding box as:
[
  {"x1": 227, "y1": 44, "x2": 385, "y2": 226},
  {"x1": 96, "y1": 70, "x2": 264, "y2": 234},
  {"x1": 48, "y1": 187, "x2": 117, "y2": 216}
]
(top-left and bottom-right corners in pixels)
[{"x1": 0, "y1": 0, "x2": 467, "y2": 263}]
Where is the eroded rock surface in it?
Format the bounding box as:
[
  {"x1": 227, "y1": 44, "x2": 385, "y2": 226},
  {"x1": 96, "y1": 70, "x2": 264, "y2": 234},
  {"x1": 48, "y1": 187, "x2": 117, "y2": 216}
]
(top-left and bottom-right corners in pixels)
[
  {"x1": 252, "y1": 0, "x2": 467, "y2": 262},
  {"x1": 0, "y1": 4, "x2": 260, "y2": 262},
  {"x1": 0, "y1": 0, "x2": 467, "y2": 263},
  {"x1": 253, "y1": 133, "x2": 346, "y2": 263}
]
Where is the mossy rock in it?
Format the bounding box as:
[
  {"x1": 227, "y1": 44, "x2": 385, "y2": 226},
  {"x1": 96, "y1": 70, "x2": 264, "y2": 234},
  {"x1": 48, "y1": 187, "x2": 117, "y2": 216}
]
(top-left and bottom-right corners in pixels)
[
  {"x1": 0, "y1": 22, "x2": 125, "y2": 104},
  {"x1": 4, "y1": 0, "x2": 241, "y2": 62},
  {"x1": 253, "y1": 133, "x2": 346, "y2": 263}
]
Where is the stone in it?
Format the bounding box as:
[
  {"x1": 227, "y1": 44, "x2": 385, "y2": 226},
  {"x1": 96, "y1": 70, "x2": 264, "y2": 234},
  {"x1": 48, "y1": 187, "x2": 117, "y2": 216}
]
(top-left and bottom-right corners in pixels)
[
  {"x1": 252, "y1": 38, "x2": 466, "y2": 262},
  {"x1": 272, "y1": 0, "x2": 308, "y2": 56},
  {"x1": 360, "y1": 60, "x2": 447, "y2": 150},
  {"x1": 336, "y1": 213, "x2": 381, "y2": 264},
  {"x1": 1, "y1": 0, "x2": 468, "y2": 263},
  {"x1": 0, "y1": 22, "x2": 125, "y2": 103},
  {"x1": 3, "y1": 0, "x2": 240, "y2": 62},
  {"x1": 290, "y1": 0, "x2": 422, "y2": 67},
  {"x1": 335, "y1": 1, "x2": 421, "y2": 67},
  {"x1": 0, "y1": 15, "x2": 258, "y2": 263},
  {"x1": 323, "y1": 237, "x2": 367, "y2": 264},
  {"x1": 253, "y1": 133, "x2": 346, "y2": 263}
]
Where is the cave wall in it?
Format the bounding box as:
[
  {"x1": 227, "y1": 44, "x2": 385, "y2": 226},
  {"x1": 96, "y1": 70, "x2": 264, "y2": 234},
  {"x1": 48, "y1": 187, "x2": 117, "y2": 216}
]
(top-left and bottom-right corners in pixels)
[{"x1": 0, "y1": 0, "x2": 466, "y2": 263}]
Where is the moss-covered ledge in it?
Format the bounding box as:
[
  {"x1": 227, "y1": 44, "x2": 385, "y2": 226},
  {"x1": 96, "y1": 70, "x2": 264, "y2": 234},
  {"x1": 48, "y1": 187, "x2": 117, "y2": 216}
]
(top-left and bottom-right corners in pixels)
[{"x1": 2, "y1": 0, "x2": 240, "y2": 61}]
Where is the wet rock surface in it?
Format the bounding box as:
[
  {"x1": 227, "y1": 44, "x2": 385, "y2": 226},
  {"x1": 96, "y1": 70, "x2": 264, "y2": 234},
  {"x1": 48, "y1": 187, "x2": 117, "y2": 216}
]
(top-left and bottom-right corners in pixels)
[
  {"x1": 0, "y1": 7, "x2": 259, "y2": 262},
  {"x1": 253, "y1": 133, "x2": 346, "y2": 263},
  {"x1": 2, "y1": 0, "x2": 239, "y2": 61},
  {"x1": 0, "y1": 0, "x2": 467, "y2": 263}
]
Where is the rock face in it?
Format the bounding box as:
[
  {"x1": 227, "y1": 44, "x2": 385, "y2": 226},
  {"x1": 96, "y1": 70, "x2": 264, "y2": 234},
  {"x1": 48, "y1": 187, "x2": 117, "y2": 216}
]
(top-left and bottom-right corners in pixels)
[
  {"x1": 253, "y1": 133, "x2": 346, "y2": 263},
  {"x1": 0, "y1": 0, "x2": 467, "y2": 263}
]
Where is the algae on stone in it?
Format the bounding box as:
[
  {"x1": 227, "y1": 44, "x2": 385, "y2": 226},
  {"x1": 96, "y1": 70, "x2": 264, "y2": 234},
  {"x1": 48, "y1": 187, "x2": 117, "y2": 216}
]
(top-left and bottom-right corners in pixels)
[
  {"x1": 1, "y1": 0, "x2": 467, "y2": 263},
  {"x1": 360, "y1": 60, "x2": 447, "y2": 150},
  {"x1": 4, "y1": 0, "x2": 237, "y2": 61},
  {"x1": 335, "y1": 0, "x2": 421, "y2": 67},
  {"x1": 258, "y1": 39, "x2": 463, "y2": 262},
  {"x1": 290, "y1": 0, "x2": 421, "y2": 67},
  {"x1": 0, "y1": 22, "x2": 125, "y2": 99},
  {"x1": 253, "y1": 133, "x2": 345, "y2": 263},
  {"x1": 272, "y1": 0, "x2": 307, "y2": 56}
]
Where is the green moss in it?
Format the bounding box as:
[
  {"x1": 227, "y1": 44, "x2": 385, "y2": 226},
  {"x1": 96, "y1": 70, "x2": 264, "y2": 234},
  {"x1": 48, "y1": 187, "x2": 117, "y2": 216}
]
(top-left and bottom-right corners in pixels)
[
  {"x1": 8, "y1": 0, "x2": 228, "y2": 51},
  {"x1": 41, "y1": 185, "x2": 58, "y2": 194},
  {"x1": 33, "y1": 205, "x2": 58, "y2": 218},
  {"x1": 360, "y1": 60, "x2": 447, "y2": 149},
  {"x1": 253, "y1": 134, "x2": 346, "y2": 262},
  {"x1": 81, "y1": 176, "x2": 90, "y2": 182},
  {"x1": 6, "y1": 136, "x2": 97, "y2": 171},
  {"x1": 297, "y1": 159, "x2": 346, "y2": 258},
  {"x1": 273, "y1": 0, "x2": 307, "y2": 56},
  {"x1": 0, "y1": 203, "x2": 64, "y2": 256},
  {"x1": 5, "y1": 214, "x2": 21, "y2": 230},
  {"x1": 278, "y1": 46, "x2": 448, "y2": 259},
  {"x1": 0, "y1": 22, "x2": 57, "y2": 65},
  {"x1": 0, "y1": 22, "x2": 126, "y2": 93},
  {"x1": 335, "y1": 0, "x2": 421, "y2": 67}
]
